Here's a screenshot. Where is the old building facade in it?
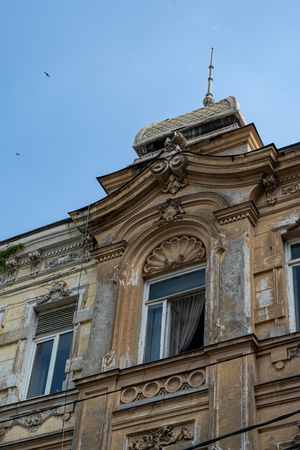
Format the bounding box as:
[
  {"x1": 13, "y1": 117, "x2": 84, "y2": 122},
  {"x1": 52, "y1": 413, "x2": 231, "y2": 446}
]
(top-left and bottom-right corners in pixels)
[{"x1": 1, "y1": 95, "x2": 300, "y2": 449}]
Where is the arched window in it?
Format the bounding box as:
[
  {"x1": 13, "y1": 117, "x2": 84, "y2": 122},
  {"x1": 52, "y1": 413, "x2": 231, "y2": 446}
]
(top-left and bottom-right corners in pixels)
[{"x1": 141, "y1": 236, "x2": 206, "y2": 363}]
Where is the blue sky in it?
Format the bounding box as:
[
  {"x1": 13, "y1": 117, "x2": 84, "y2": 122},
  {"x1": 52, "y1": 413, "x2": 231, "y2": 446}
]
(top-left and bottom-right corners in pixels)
[{"x1": 1, "y1": 0, "x2": 300, "y2": 240}]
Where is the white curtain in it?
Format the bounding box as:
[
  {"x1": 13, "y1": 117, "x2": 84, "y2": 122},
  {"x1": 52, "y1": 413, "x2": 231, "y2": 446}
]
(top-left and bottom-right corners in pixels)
[{"x1": 169, "y1": 291, "x2": 205, "y2": 356}]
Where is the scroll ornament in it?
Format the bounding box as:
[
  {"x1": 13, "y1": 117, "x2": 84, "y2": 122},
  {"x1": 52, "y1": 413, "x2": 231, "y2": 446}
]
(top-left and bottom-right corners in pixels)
[{"x1": 150, "y1": 132, "x2": 188, "y2": 195}]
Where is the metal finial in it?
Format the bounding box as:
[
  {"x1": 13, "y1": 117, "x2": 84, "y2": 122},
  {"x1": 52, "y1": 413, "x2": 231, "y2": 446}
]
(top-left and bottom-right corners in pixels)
[{"x1": 203, "y1": 48, "x2": 215, "y2": 107}]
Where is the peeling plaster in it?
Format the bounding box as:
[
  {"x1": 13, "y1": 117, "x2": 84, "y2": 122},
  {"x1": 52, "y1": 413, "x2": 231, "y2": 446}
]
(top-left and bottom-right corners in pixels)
[
  {"x1": 128, "y1": 270, "x2": 139, "y2": 287},
  {"x1": 273, "y1": 213, "x2": 299, "y2": 229},
  {"x1": 256, "y1": 289, "x2": 273, "y2": 308}
]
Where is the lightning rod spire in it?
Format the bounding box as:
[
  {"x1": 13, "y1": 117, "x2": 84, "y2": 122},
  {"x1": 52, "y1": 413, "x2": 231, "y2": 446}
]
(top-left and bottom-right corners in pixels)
[{"x1": 203, "y1": 47, "x2": 215, "y2": 107}]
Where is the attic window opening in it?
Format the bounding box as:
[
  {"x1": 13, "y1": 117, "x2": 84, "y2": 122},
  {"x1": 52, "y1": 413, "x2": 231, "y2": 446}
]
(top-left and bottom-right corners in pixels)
[{"x1": 142, "y1": 115, "x2": 239, "y2": 155}]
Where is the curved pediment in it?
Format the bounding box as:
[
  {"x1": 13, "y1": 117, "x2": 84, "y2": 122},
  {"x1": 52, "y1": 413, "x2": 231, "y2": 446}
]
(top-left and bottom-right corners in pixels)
[{"x1": 70, "y1": 146, "x2": 277, "y2": 238}]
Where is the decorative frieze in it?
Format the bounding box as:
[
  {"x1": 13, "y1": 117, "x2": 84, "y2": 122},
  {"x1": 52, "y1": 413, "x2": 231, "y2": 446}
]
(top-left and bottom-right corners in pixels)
[
  {"x1": 0, "y1": 236, "x2": 92, "y2": 286},
  {"x1": 127, "y1": 422, "x2": 194, "y2": 450},
  {"x1": 143, "y1": 236, "x2": 206, "y2": 275},
  {"x1": 262, "y1": 173, "x2": 300, "y2": 206},
  {"x1": 44, "y1": 251, "x2": 84, "y2": 269},
  {"x1": 91, "y1": 240, "x2": 128, "y2": 263},
  {"x1": 155, "y1": 198, "x2": 186, "y2": 226},
  {"x1": 120, "y1": 370, "x2": 206, "y2": 404},
  {"x1": 280, "y1": 181, "x2": 300, "y2": 197},
  {"x1": 0, "y1": 404, "x2": 73, "y2": 439}
]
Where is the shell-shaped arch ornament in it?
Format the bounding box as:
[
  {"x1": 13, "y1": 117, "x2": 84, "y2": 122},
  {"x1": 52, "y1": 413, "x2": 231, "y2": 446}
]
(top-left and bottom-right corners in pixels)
[{"x1": 143, "y1": 235, "x2": 206, "y2": 275}]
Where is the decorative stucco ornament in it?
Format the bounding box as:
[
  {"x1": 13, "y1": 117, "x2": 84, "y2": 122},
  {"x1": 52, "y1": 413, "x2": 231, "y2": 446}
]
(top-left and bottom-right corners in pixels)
[
  {"x1": 262, "y1": 172, "x2": 279, "y2": 206},
  {"x1": 143, "y1": 235, "x2": 206, "y2": 274},
  {"x1": 28, "y1": 249, "x2": 42, "y2": 274},
  {"x1": 36, "y1": 280, "x2": 71, "y2": 305},
  {"x1": 150, "y1": 132, "x2": 188, "y2": 195},
  {"x1": 121, "y1": 370, "x2": 205, "y2": 404},
  {"x1": 164, "y1": 131, "x2": 187, "y2": 153},
  {"x1": 262, "y1": 173, "x2": 278, "y2": 192},
  {"x1": 4, "y1": 256, "x2": 18, "y2": 271},
  {"x1": 82, "y1": 233, "x2": 96, "y2": 251},
  {"x1": 128, "y1": 423, "x2": 193, "y2": 450},
  {"x1": 155, "y1": 198, "x2": 186, "y2": 226},
  {"x1": 0, "y1": 405, "x2": 73, "y2": 439},
  {"x1": 28, "y1": 250, "x2": 42, "y2": 265}
]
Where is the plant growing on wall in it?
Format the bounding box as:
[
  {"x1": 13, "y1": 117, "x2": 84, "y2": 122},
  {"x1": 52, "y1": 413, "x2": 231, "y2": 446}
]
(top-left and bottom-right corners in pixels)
[{"x1": 0, "y1": 243, "x2": 24, "y2": 270}]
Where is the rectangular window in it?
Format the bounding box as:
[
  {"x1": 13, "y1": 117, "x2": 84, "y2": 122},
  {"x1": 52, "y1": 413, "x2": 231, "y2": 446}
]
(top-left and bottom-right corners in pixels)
[
  {"x1": 288, "y1": 243, "x2": 300, "y2": 331},
  {"x1": 143, "y1": 268, "x2": 205, "y2": 363},
  {"x1": 26, "y1": 305, "x2": 75, "y2": 399}
]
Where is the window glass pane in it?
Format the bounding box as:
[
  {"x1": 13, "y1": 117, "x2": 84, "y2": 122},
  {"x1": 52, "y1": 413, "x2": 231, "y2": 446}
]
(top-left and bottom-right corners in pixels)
[
  {"x1": 291, "y1": 244, "x2": 300, "y2": 260},
  {"x1": 293, "y1": 265, "x2": 300, "y2": 330},
  {"x1": 149, "y1": 269, "x2": 205, "y2": 300},
  {"x1": 27, "y1": 339, "x2": 54, "y2": 398},
  {"x1": 144, "y1": 305, "x2": 162, "y2": 362},
  {"x1": 50, "y1": 331, "x2": 73, "y2": 394}
]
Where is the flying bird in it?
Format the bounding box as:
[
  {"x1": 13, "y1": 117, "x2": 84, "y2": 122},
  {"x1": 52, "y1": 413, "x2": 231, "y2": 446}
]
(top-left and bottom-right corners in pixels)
[
  {"x1": 16, "y1": 153, "x2": 21, "y2": 156},
  {"x1": 44, "y1": 72, "x2": 51, "y2": 78}
]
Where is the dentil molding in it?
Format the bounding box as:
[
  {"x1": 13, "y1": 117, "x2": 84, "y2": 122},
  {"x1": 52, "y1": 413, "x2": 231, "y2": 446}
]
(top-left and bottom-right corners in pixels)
[{"x1": 214, "y1": 201, "x2": 259, "y2": 227}]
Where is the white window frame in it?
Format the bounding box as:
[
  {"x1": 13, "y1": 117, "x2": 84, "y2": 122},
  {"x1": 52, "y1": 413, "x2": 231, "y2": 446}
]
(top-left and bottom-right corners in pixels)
[
  {"x1": 286, "y1": 241, "x2": 300, "y2": 332},
  {"x1": 25, "y1": 328, "x2": 73, "y2": 398},
  {"x1": 139, "y1": 265, "x2": 206, "y2": 363}
]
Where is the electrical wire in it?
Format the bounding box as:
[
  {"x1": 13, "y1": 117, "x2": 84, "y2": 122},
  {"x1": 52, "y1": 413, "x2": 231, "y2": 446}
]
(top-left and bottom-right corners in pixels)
[
  {"x1": 60, "y1": 204, "x2": 91, "y2": 450},
  {"x1": 0, "y1": 342, "x2": 299, "y2": 430},
  {"x1": 2, "y1": 395, "x2": 300, "y2": 449},
  {"x1": 0, "y1": 344, "x2": 262, "y2": 425},
  {"x1": 175, "y1": 408, "x2": 300, "y2": 450}
]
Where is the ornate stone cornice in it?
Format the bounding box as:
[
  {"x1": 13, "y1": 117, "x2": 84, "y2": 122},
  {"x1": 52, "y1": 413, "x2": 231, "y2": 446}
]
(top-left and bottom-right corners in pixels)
[
  {"x1": 143, "y1": 235, "x2": 206, "y2": 275},
  {"x1": 91, "y1": 240, "x2": 128, "y2": 263},
  {"x1": 0, "y1": 235, "x2": 94, "y2": 287},
  {"x1": 214, "y1": 201, "x2": 259, "y2": 227}
]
